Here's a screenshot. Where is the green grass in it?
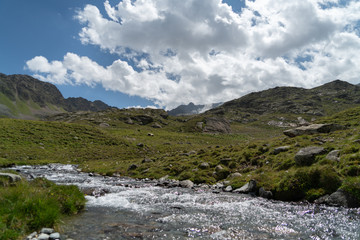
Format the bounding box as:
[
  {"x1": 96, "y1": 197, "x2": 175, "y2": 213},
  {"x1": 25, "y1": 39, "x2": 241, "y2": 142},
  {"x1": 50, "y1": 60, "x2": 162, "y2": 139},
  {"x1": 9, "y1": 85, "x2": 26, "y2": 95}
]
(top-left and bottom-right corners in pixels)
[
  {"x1": 1, "y1": 106, "x2": 360, "y2": 204},
  {"x1": 0, "y1": 176, "x2": 85, "y2": 240}
]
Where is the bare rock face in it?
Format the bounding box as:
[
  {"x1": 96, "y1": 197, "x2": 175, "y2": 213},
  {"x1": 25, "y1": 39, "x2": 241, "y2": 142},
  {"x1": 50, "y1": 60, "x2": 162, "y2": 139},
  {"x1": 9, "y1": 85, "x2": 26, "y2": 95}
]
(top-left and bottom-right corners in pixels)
[
  {"x1": 203, "y1": 117, "x2": 231, "y2": 134},
  {"x1": 295, "y1": 147, "x2": 326, "y2": 166},
  {"x1": 284, "y1": 124, "x2": 345, "y2": 137}
]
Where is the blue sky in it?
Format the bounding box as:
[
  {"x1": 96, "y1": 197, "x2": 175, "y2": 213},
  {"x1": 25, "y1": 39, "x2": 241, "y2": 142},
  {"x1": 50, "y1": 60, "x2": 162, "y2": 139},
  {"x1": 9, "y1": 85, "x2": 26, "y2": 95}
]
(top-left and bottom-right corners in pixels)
[{"x1": 1, "y1": 0, "x2": 359, "y2": 109}]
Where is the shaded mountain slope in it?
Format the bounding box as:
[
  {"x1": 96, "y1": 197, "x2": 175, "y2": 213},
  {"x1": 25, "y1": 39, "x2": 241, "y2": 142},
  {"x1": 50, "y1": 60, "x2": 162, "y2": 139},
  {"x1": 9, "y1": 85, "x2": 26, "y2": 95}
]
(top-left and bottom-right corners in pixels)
[{"x1": 0, "y1": 73, "x2": 111, "y2": 119}]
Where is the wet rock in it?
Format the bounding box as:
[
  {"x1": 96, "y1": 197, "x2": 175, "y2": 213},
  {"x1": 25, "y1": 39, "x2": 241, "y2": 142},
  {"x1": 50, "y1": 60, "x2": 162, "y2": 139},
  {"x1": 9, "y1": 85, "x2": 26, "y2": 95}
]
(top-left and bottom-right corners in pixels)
[
  {"x1": 0, "y1": 173, "x2": 22, "y2": 183},
  {"x1": 326, "y1": 150, "x2": 340, "y2": 161},
  {"x1": 49, "y1": 232, "x2": 60, "y2": 240},
  {"x1": 295, "y1": 147, "x2": 326, "y2": 166},
  {"x1": 272, "y1": 146, "x2": 290, "y2": 155},
  {"x1": 128, "y1": 164, "x2": 138, "y2": 171},
  {"x1": 224, "y1": 185, "x2": 233, "y2": 192},
  {"x1": 199, "y1": 162, "x2": 210, "y2": 169},
  {"x1": 318, "y1": 189, "x2": 360, "y2": 208},
  {"x1": 38, "y1": 233, "x2": 50, "y2": 240},
  {"x1": 259, "y1": 187, "x2": 273, "y2": 199},
  {"x1": 179, "y1": 180, "x2": 194, "y2": 188},
  {"x1": 284, "y1": 124, "x2": 345, "y2": 137},
  {"x1": 233, "y1": 180, "x2": 257, "y2": 194}
]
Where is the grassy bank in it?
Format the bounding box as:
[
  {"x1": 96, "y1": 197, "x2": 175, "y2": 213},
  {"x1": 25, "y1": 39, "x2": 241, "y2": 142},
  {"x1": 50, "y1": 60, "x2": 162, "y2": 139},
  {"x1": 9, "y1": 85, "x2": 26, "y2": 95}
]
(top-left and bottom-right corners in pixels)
[
  {"x1": 0, "y1": 175, "x2": 85, "y2": 240},
  {"x1": 0, "y1": 107, "x2": 360, "y2": 204}
]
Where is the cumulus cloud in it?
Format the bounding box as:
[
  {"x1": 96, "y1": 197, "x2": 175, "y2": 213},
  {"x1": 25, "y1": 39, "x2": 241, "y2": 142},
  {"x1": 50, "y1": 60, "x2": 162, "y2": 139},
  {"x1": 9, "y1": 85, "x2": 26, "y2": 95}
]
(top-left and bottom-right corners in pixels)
[{"x1": 26, "y1": 0, "x2": 360, "y2": 109}]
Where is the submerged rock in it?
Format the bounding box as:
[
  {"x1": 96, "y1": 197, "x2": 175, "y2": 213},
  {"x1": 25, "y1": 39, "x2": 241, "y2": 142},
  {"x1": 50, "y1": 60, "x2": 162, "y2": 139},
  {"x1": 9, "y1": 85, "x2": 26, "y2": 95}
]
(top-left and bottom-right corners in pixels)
[{"x1": 295, "y1": 147, "x2": 326, "y2": 166}]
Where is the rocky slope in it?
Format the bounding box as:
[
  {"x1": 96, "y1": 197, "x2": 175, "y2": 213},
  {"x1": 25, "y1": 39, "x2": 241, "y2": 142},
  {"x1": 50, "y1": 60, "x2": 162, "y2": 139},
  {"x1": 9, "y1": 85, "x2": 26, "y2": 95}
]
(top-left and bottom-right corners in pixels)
[
  {"x1": 207, "y1": 79, "x2": 360, "y2": 118},
  {"x1": 0, "y1": 73, "x2": 111, "y2": 119}
]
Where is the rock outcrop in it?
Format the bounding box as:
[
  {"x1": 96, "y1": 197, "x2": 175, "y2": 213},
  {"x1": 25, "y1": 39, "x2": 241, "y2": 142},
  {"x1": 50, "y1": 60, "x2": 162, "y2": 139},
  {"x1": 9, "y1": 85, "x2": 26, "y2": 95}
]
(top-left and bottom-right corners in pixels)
[
  {"x1": 294, "y1": 147, "x2": 326, "y2": 166},
  {"x1": 284, "y1": 124, "x2": 345, "y2": 137}
]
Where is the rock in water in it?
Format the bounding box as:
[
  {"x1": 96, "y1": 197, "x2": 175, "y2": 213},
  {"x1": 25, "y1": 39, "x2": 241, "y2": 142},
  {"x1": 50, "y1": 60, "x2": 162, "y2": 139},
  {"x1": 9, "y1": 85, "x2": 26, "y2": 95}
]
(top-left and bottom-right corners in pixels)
[
  {"x1": 295, "y1": 147, "x2": 326, "y2": 166},
  {"x1": 259, "y1": 187, "x2": 273, "y2": 199},
  {"x1": 323, "y1": 189, "x2": 360, "y2": 208},
  {"x1": 233, "y1": 180, "x2": 257, "y2": 194},
  {"x1": 179, "y1": 180, "x2": 194, "y2": 188}
]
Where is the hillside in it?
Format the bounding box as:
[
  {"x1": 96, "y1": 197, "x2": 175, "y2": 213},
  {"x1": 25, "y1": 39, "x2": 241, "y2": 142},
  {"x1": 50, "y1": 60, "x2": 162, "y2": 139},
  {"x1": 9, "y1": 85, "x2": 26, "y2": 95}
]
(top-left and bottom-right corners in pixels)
[{"x1": 0, "y1": 73, "x2": 111, "y2": 119}]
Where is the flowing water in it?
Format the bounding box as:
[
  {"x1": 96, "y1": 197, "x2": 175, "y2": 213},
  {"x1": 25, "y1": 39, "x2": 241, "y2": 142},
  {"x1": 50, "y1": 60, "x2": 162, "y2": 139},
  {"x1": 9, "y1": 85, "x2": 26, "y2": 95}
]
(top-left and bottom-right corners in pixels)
[{"x1": 10, "y1": 164, "x2": 360, "y2": 240}]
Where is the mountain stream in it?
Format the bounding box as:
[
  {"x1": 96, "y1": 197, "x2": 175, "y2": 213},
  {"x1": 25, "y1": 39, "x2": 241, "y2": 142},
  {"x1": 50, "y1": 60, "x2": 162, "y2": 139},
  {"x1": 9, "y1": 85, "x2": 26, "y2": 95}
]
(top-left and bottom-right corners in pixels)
[{"x1": 10, "y1": 164, "x2": 360, "y2": 240}]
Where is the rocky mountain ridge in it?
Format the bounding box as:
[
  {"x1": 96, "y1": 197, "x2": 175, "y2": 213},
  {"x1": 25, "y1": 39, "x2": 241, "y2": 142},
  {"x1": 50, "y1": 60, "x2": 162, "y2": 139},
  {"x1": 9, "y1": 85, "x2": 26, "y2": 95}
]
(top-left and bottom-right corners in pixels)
[
  {"x1": 0, "y1": 73, "x2": 111, "y2": 119},
  {"x1": 168, "y1": 102, "x2": 222, "y2": 116}
]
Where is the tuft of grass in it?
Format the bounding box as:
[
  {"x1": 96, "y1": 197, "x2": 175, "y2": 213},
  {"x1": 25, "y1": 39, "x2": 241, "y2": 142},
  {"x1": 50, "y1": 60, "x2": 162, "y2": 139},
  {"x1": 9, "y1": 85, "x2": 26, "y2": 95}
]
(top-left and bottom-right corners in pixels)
[{"x1": 0, "y1": 177, "x2": 85, "y2": 239}]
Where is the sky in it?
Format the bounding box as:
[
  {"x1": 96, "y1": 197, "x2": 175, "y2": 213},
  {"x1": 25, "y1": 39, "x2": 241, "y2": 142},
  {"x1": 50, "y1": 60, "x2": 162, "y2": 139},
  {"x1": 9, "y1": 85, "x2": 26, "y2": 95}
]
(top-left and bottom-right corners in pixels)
[{"x1": 1, "y1": 0, "x2": 360, "y2": 110}]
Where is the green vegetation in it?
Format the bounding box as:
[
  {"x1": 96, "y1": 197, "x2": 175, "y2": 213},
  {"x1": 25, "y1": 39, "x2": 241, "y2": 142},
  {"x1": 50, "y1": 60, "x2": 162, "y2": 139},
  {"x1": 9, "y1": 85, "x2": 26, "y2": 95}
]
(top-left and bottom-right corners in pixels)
[
  {"x1": 0, "y1": 176, "x2": 85, "y2": 240},
  {"x1": 1, "y1": 106, "x2": 360, "y2": 206}
]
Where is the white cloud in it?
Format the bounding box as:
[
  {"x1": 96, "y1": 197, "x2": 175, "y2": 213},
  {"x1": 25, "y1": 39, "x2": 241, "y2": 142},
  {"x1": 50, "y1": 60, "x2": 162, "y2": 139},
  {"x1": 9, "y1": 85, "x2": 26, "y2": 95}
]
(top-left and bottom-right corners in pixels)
[{"x1": 27, "y1": 0, "x2": 360, "y2": 109}]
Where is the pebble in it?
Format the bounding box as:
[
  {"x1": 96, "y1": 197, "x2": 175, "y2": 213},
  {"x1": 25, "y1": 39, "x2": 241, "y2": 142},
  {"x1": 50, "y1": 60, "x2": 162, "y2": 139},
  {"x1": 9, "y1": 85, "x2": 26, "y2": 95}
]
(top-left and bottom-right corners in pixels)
[{"x1": 26, "y1": 228, "x2": 65, "y2": 240}]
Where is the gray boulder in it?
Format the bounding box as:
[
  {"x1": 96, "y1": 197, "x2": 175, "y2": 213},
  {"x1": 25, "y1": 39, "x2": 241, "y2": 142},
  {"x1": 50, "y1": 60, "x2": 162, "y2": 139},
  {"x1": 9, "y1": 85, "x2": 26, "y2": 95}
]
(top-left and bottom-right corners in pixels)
[
  {"x1": 49, "y1": 232, "x2": 60, "y2": 240},
  {"x1": 179, "y1": 180, "x2": 194, "y2": 188},
  {"x1": 152, "y1": 122, "x2": 162, "y2": 128},
  {"x1": 199, "y1": 162, "x2": 210, "y2": 169},
  {"x1": 0, "y1": 173, "x2": 22, "y2": 183},
  {"x1": 284, "y1": 124, "x2": 345, "y2": 137},
  {"x1": 295, "y1": 147, "x2": 326, "y2": 166},
  {"x1": 40, "y1": 228, "x2": 54, "y2": 235},
  {"x1": 233, "y1": 180, "x2": 257, "y2": 194},
  {"x1": 259, "y1": 187, "x2": 273, "y2": 199},
  {"x1": 272, "y1": 146, "x2": 290, "y2": 155},
  {"x1": 318, "y1": 189, "x2": 360, "y2": 208},
  {"x1": 228, "y1": 172, "x2": 242, "y2": 178},
  {"x1": 326, "y1": 150, "x2": 340, "y2": 161},
  {"x1": 38, "y1": 233, "x2": 50, "y2": 240},
  {"x1": 128, "y1": 164, "x2": 138, "y2": 171},
  {"x1": 224, "y1": 185, "x2": 233, "y2": 192}
]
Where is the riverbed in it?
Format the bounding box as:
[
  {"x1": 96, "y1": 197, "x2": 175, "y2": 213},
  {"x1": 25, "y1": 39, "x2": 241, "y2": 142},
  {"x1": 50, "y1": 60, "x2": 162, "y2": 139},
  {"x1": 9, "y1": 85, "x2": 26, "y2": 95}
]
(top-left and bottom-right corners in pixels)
[{"x1": 11, "y1": 164, "x2": 360, "y2": 239}]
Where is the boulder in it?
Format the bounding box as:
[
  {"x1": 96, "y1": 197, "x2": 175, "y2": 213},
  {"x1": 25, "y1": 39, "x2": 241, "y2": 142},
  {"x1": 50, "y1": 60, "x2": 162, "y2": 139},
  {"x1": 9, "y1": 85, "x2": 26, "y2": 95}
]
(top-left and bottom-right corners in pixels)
[
  {"x1": 128, "y1": 164, "x2": 138, "y2": 171},
  {"x1": 272, "y1": 146, "x2": 290, "y2": 155},
  {"x1": 199, "y1": 162, "x2": 210, "y2": 169},
  {"x1": 152, "y1": 123, "x2": 162, "y2": 128},
  {"x1": 219, "y1": 158, "x2": 232, "y2": 166},
  {"x1": 99, "y1": 122, "x2": 110, "y2": 128},
  {"x1": 295, "y1": 147, "x2": 326, "y2": 166},
  {"x1": 224, "y1": 185, "x2": 233, "y2": 192},
  {"x1": 0, "y1": 173, "x2": 22, "y2": 183},
  {"x1": 259, "y1": 187, "x2": 273, "y2": 199},
  {"x1": 326, "y1": 150, "x2": 340, "y2": 161},
  {"x1": 142, "y1": 158, "x2": 153, "y2": 163},
  {"x1": 233, "y1": 180, "x2": 257, "y2": 194},
  {"x1": 179, "y1": 180, "x2": 194, "y2": 188},
  {"x1": 284, "y1": 124, "x2": 345, "y2": 137},
  {"x1": 319, "y1": 189, "x2": 360, "y2": 208},
  {"x1": 228, "y1": 172, "x2": 242, "y2": 178},
  {"x1": 203, "y1": 117, "x2": 232, "y2": 134}
]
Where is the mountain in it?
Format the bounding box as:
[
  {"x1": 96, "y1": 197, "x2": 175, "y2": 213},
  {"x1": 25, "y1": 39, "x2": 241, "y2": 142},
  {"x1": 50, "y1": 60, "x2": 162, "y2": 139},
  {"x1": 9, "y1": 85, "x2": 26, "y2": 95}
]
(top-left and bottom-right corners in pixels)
[
  {"x1": 168, "y1": 102, "x2": 222, "y2": 116},
  {"x1": 0, "y1": 73, "x2": 111, "y2": 119},
  {"x1": 206, "y1": 79, "x2": 360, "y2": 119}
]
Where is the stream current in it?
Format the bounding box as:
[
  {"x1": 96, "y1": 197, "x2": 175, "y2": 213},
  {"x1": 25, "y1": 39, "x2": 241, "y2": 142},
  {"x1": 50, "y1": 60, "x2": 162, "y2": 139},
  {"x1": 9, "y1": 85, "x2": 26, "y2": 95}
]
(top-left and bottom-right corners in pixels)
[{"x1": 10, "y1": 164, "x2": 360, "y2": 240}]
